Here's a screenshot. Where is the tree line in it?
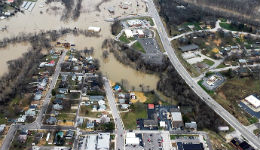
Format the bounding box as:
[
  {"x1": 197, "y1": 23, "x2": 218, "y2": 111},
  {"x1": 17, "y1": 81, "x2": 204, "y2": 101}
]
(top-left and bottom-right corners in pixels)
[{"x1": 104, "y1": 38, "x2": 227, "y2": 131}]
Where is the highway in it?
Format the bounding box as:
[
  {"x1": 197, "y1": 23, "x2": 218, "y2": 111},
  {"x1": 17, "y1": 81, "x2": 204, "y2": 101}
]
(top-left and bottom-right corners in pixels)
[
  {"x1": 146, "y1": 0, "x2": 260, "y2": 148},
  {"x1": 104, "y1": 78, "x2": 125, "y2": 150}
]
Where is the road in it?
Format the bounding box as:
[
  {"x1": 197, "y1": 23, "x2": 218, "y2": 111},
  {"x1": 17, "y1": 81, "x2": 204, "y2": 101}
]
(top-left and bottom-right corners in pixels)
[
  {"x1": 104, "y1": 77, "x2": 125, "y2": 150},
  {"x1": 0, "y1": 50, "x2": 68, "y2": 150},
  {"x1": 146, "y1": 0, "x2": 260, "y2": 148}
]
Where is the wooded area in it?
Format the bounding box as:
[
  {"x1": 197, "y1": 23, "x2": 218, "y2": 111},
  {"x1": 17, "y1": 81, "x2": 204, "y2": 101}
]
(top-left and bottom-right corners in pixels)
[
  {"x1": 155, "y1": 0, "x2": 260, "y2": 36},
  {"x1": 104, "y1": 38, "x2": 227, "y2": 131}
]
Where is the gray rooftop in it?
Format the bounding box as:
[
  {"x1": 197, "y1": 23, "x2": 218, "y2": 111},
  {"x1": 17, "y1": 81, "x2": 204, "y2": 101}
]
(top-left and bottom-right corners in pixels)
[{"x1": 179, "y1": 44, "x2": 199, "y2": 52}]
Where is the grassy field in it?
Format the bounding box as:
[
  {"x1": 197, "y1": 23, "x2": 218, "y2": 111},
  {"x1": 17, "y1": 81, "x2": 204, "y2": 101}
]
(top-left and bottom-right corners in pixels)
[
  {"x1": 214, "y1": 77, "x2": 260, "y2": 125},
  {"x1": 80, "y1": 105, "x2": 102, "y2": 118},
  {"x1": 253, "y1": 129, "x2": 260, "y2": 136},
  {"x1": 132, "y1": 41, "x2": 146, "y2": 53},
  {"x1": 154, "y1": 29, "x2": 165, "y2": 52},
  {"x1": 197, "y1": 80, "x2": 215, "y2": 96},
  {"x1": 182, "y1": 22, "x2": 202, "y2": 31},
  {"x1": 172, "y1": 41, "x2": 200, "y2": 77},
  {"x1": 202, "y1": 59, "x2": 215, "y2": 66},
  {"x1": 216, "y1": 63, "x2": 229, "y2": 69},
  {"x1": 119, "y1": 33, "x2": 134, "y2": 43},
  {"x1": 204, "y1": 129, "x2": 236, "y2": 150},
  {"x1": 57, "y1": 113, "x2": 75, "y2": 122},
  {"x1": 121, "y1": 102, "x2": 147, "y2": 129}
]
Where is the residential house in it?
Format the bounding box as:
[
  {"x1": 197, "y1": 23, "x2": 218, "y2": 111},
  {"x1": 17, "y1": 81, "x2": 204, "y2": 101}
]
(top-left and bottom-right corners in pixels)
[
  {"x1": 53, "y1": 104, "x2": 63, "y2": 110},
  {"x1": 0, "y1": 124, "x2": 6, "y2": 133},
  {"x1": 25, "y1": 109, "x2": 36, "y2": 117},
  {"x1": 98, "y1": 105, "x2": 106, "y2": 111},
  {"x1": 53, "y1": 99, "x2": 63, "y2": 105},
  {"x1": 121, "y1": 104, "x2": 129, "y2": 110},
  {"x1": 17, "y1": 115, "x2": 26, "y2": 123},
  {"x1": 18, "y1": 134, "x2": 28, "y2": 143},
  {"x1": 77, "y1": 118, "x2": 84, "y2": 126},
  {"x1": 65, "y1": 130, "x2": 74, "y2": 139},
  {"x1": 86, "y1": 122, "x2": 95, "y2": 129},
  {"x1": 56, "y1": 94, "x2": 65, "y2": 99},
  {"x1": 58, "y1": 88, "x2": 68, "y2": 94},
  {"x1": 114, "y1": 85, "x2": 121, "y2": 91},
  {"x1": 118, "y1": 99, "x2": 125, "y2": 104},
  {"x1": 46, "y1": 117, "x2": 57, "y2": 125},
  {"x1": 34, "y1": 91, "x2": 42, "y2": 101},
  {"x1": 118, "y1": 93, "x2": 125, "y2": 98},
  {"x1": 100, "y1": 115, "x2": 110, "y2": 123},
  {"x1": 89, "y1": 96, "x2": 104, "y2": 102}
]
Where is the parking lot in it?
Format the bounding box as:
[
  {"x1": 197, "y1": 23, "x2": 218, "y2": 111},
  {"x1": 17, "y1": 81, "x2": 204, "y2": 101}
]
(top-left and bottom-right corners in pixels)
[
  {"x1": 138, "y1": 38, "x2": 160, "y2": 54},
  {"x1": 142, "y1": 133, "x2": 163, "y2": 150}
]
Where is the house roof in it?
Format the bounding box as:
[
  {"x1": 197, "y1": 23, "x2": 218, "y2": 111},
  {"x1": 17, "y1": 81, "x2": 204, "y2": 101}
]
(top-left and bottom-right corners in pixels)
[
  {"x1": 148, "y1": 104, "x2": 155, "y2": 109},
  {"x1": 179, "y1": 44, "x2": 199, "y2": 52},
  {"x1": 245, "y1": 95, "x2": 260, "y2": 108},
  {"x1": 97, "y1": 133, "x2": 110, "y2": 150},
  {"x1": 182, "y1": 143, "x2": 204, "y2": 150},
  {"x1": 171, "y1": 112, "x2": 183, "y2": 122}
]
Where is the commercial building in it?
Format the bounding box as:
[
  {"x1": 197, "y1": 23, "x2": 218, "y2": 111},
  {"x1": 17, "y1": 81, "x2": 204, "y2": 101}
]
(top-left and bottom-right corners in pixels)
[
  {"x1": 125, "y1": 132, "x2": 140, "y2": 146},
  {"x1": 127, "y1": 19, "x2": 142, "y2": 27},
  {"x1": 124, "y1": 29, "x2": 134, "y2": 38},
  {"x1": 171, "y1": 112, "x2": 183, "y2": 128},
  {"x1": 85, "y1": 133, "x2": 110, "y2": 150},
  {"x1": 88, "y1": 26, "x2": 101, "y2": 32},
  {"x1": 244, "y1": 95, "x2": 260, "y2": 109},
  {"x1": 179, "y1": 44, "x2": 199, "y2": 52},
  {"x1": 137, "y1": 29, "x2": 145, "y2": 38}
]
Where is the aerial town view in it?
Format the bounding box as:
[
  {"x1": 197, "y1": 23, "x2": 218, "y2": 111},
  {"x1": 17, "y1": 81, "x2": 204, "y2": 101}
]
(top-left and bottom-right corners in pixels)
[{"x1": 0, "y1": 0, "x2": 260, "y2": 150}]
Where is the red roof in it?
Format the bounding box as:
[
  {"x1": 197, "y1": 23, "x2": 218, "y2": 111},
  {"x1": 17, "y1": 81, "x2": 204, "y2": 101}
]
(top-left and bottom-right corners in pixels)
[
  {"x1": 8, "y1": 0, "x2": 14, "y2": 2},
  {"x1": 148, "y1": 104, "x2": 155, "y2": 109},
  {"x1": 49, "y1": 60, "x2": 55, "y2": 64}
]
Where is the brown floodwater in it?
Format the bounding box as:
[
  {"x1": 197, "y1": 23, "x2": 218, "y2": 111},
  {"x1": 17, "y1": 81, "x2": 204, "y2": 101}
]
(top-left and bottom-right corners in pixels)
[
  {"x1": 58, "y1": 34, "x2": 159, "y2": 90},
  {"x1": 0, "y1": 43, "x2": 30, "y2": 77},
  {"x1": 0, "y1": 0, "x2": 159, "y2": 90}
]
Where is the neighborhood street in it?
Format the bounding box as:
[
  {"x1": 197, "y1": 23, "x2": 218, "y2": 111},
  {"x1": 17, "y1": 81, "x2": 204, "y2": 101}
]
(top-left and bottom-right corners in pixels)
[{"x1": 104, "y1": 77, "x2": 125, "y2": 150}]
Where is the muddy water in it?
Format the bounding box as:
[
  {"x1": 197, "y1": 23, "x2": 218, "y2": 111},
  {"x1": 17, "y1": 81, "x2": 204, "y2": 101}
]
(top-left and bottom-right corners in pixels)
[
  {"x1": 59, "y1": 34, "x2": 159, "y2": 90},
  {"x1": 0, "y1": 43, "x2": 30, "y2": 77},
  {"x1": 0, "y1": 0, "x2": 158, "y2": 90}
]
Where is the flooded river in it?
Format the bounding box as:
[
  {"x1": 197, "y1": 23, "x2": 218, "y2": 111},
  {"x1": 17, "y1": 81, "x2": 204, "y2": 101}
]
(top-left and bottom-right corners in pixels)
[{"x1": 0, "y1": 0, "x2": 159, "y2": 90}]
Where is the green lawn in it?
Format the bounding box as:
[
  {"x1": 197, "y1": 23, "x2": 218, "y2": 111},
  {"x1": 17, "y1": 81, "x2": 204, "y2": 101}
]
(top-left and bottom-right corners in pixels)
[
  {"x1": 119, "y1": 33, "x2": 131, "y2": 43},
  {"x1": 253, "y1": 129, "x2": 260, "y2": 136},
  {"x1": 121, "y1": 102, "x2": 147, "y2": 129},
  {"x1": 80, "y1": 105, "x2": 102, "y2": 118},
  {"x1": 57, "y1": 113, "x2": 75, "y2": 121},
  {"x1": 202, "y1": 59, "x2": 215, "y2": 66},
  {"x1": 216, "y1": 63, "x2": 228, "y2": 69},
  {"x1": 154, "y1": 30, "x2": 165, "y2": 52},
  {"x1": 248, "y1": 117, "x2": 259, "y2": 124},
  {"x1": 215, "y1": 77, "x2": 260, "y2": 125},
  {"x1": 197, "y1": 80, "x2": 215, "y2": 96},
  {"x1": 182, "y1": 22, "x2": 202, "y2": 31},
  {"x1": 132, "y1": 41, "x2": 146, "y2": 53}
]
